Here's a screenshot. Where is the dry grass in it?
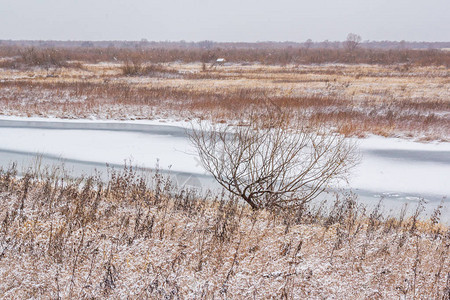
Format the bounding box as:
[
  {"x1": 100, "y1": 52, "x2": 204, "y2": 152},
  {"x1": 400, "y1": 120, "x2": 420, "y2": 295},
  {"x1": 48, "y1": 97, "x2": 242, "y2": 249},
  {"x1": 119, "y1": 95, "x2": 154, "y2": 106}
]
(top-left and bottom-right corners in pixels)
[
  {"x1": 0, "y1": 164, "x2": 448, "y2": 298},
  {"x1": 0, "y1": 59, "x2": 449, "y2": 140}
]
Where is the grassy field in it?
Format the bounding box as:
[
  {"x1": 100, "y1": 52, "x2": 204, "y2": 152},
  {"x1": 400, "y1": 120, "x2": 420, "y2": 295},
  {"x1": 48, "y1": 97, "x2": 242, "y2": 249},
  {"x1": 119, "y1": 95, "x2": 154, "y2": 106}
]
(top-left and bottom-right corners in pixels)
[
  {"x1": 1, "y1": 46, "x2": 449, "y2": 298},
  {"x1": 0, "y1": 46, "x2": 449, "y2": 141},
  {"x1": 0, "y1": 165, "x2": 448, "y2": 298}
]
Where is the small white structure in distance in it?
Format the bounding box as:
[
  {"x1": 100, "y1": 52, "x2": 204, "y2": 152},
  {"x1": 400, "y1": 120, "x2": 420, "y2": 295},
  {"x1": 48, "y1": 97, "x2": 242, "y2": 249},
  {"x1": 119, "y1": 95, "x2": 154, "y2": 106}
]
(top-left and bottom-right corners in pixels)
[{"x1": 211, "y1": 58, "x2": 226, "y2": 67}]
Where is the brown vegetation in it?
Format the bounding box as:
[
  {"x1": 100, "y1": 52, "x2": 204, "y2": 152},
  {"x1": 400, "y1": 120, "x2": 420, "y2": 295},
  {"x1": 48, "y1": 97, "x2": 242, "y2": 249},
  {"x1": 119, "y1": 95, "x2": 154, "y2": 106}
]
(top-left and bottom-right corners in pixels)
[
  {"x1": 1, "y1": 44, "x2": 449, "y2": 66},
  {"x1": 0, "y1": 45, "x2": 449, "y2": 140},
  {"x1": 0, "y1": 164, "x2": 448, "y2": 298}
]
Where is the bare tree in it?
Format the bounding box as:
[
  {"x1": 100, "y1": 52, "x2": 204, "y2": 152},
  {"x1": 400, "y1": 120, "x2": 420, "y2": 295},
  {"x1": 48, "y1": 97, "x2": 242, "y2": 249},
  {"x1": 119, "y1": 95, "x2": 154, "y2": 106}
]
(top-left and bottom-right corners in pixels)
[
  {"x1": 189, "y1": 114, "x2": 359, "y2": 210},
  {"x1": 304, "y1": 39, "x2": 313, "y2": 50},
  {"x1": 198, "y1": 40, "x2": 214, "y2": 50},
  {"x1": 344, "y1": 33, "x2": 362, "y2": 52}
]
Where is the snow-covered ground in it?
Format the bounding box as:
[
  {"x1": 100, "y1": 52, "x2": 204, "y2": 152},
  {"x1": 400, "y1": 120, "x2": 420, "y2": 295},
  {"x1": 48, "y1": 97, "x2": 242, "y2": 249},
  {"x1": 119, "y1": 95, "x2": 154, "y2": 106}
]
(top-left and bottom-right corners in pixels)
[
  {"x1": 1, "y1": 116, "x2": 449, "y2": 221},
  {"x1": 352, "y1": 135, "x2": 449, "y2": 197}
]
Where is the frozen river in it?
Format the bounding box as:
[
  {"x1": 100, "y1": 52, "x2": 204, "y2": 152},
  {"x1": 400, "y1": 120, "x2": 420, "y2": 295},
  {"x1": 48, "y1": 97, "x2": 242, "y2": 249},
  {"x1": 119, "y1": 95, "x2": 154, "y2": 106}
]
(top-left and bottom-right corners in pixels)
[{"x1": 1, "y1": 117, "x2": 449, "y2": 222}]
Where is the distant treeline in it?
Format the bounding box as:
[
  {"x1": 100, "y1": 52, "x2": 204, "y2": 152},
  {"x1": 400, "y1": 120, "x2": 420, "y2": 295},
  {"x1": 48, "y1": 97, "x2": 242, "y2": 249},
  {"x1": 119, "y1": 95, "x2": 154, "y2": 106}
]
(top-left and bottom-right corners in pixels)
[
  {"x1": 1, "y1": 39, "x2": 449, "y2": 50},
  {"x1": 0, "y1": 41, "x2": 449, "y2": 67}
]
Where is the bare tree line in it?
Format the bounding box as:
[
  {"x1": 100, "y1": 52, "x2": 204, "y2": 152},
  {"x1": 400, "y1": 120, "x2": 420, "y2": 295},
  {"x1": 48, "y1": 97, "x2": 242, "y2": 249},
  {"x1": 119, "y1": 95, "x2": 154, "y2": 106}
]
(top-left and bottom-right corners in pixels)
[
  {"x1": 1, "y1": 39, "x2": 449, "y2": 50},
  {"x1": 1, "y1": 43, "x2": 449, "y2": 67}
]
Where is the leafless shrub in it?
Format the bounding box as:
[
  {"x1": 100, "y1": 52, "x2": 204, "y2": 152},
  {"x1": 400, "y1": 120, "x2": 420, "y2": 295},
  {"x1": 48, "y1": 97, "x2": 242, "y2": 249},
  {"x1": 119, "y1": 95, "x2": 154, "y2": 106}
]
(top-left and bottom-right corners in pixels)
[
  {"x1": 121, "y1": 59, "x2": 143, "y2": 76},
  {"x1": 189, "y1": 112, "x2": 359, "y2": 209},
  {"x1": 18, "y1": 47, "x2": 68, "y2": 68},
  {"x1": 121, "y1": 58, "x2": 179, "y2": 77}
]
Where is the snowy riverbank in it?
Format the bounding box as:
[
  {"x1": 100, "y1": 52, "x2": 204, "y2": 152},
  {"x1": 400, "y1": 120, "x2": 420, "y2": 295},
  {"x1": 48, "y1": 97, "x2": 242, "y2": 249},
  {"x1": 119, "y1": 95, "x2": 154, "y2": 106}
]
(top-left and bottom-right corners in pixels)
[{"x1": 1, "y1": 116, "x2": 449, "y2": 221}]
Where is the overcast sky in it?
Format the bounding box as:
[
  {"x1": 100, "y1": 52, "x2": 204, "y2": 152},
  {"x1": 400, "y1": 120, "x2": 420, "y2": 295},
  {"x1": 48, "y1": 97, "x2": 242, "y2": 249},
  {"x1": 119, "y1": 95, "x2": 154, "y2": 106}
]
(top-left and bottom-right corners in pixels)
[{"x1": 0, "y1": 0, "x2": 448, "y2": 42}]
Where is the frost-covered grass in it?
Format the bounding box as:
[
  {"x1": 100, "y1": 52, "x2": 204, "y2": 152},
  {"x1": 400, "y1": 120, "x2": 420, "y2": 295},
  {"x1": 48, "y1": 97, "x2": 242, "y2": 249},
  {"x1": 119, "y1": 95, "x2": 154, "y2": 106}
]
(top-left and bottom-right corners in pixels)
[
  {"x1": 0, "y1": 164, "x2": 448, "y2": 298},
  {"x1": 0, "y1": 62, "x2": 448, "y2": 140}
]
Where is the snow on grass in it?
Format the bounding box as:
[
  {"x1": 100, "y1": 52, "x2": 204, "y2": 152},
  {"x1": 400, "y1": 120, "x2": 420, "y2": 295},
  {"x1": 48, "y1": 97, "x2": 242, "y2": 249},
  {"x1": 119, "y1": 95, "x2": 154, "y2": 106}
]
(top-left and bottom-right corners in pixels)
[{"x1": 0, "y1": 166, "x2": 448, "y2": 298}]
